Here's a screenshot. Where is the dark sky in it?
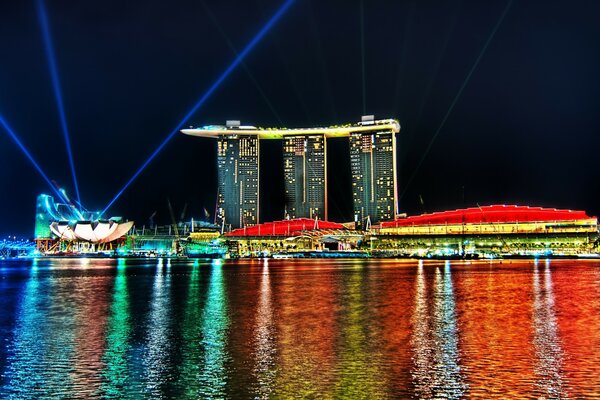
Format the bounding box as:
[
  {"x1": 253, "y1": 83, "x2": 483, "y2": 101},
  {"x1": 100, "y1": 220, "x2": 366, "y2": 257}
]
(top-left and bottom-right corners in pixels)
[{"x1": 1, "y1": 0, "x2": 600, "y2": 237}]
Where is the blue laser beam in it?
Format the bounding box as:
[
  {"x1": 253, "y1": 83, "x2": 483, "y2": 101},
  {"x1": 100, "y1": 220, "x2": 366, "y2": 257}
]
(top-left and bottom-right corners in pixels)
[
  {"x1": 0, "y1": 114, "x2": 70, "y2": 206},
  {"x1": 101, "y1": 0, "x2": 296, "y2": 216},
  {"x1": 200, "y1": 0, "x2": 284, "y2": 125},
  {"x1": 36, "y1": 0, "x2": 82, "y2": 209}
]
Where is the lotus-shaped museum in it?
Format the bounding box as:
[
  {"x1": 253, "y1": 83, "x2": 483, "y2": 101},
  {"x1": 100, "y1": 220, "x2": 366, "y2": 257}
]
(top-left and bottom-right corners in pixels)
[{"x1": 35, "y1": 193, "x2": 133, "y2": 243}]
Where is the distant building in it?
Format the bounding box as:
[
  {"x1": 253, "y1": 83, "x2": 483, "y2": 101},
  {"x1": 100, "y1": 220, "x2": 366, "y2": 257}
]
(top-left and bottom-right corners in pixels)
[
  {"x1": 283, "y1": 134, "x2": 327, "y2": 220},
  {"x1": 350, "y1": 123, "x2": 398, "y2": 227},
  {"x1": 217, "y1": 134, "x2": 260, "y2": 229}
]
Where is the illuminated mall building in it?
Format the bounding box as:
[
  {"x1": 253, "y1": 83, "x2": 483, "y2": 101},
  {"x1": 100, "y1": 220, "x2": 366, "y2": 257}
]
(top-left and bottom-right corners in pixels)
[
  {"x1": 374, "y1": 205, "x2": 599, "y2": 257},
  {"x1": 182, "y1": 117, "x2": 400, "y2": 230},
  {"x1": 215, "y1": 204, "x2": 598, "y2": 258}
]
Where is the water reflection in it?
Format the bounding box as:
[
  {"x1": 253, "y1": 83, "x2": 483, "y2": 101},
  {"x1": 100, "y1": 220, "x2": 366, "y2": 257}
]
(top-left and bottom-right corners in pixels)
[
  {"x1": 175, "y1": 259, "x2": 204, "y2": 398},
  {"x1": 412, "y1": 260, "x2": 433, "y2": 397},
  {"x1": 70, "y1": 261, "x2": 111, "y2": 396},
  {"x1": 411, "y1": 261, "x2": 466, "y2": 399},
  {"x1": 272, "y1": 260, "x2": 337, "y2": 397},
  {"x1": 252, "y1": 261, "x2": 276, "y2": 399},
  {"x1": 143, "y1": 259, "x2": 173, "y2": 397},
  {"x1": 4, "y1": 267, "x2": 49, "y2": 398},
  {"x1": 2, "y1": 258, "x2": 600, "y2": 398},
  {"x1": 334, "y1": 262, "x2": 382, "y2": 398},
  {"x1": 532, "y1": 259, "x2": 567, "y2": 397},
  {"x1": 4, "y1": 265, "x2": 82, "y2": 398},
  {"x1": 100, "y1": 259, "x2": 134, "y2": 398},
  {"x1": 198, "y1": 260, "x2": 230, "y2": 397}
]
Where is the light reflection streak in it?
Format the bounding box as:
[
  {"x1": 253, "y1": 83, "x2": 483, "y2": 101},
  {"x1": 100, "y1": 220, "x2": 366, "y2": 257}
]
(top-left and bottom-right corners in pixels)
[
  {"x1": 100, "y1": 259, "x2": 134, "y2": 398},
  {"x1": 178, "y1": 260, "x2": 203, "y2": 398},
  {"x1": 411, "y1": 261, "x2": 466, "y2": 399},
  {"x1": 3, "y1": 268, "x2": 48, "y2": 398},
  {"x1": 198, "y1": 260, "x2": 230, "y2": 397},
  {"x1": 334, "y1": 265, "x2": 380, "y2": 398},
  {"x1": 433, "y1": 261, "x2": 466, "y2": 397},
  {"x1": 70, "y1": 268, "x2": 111, "y2": 396},
  {"x1": 532, "y1": 260, "x2": 567, "y2": 397},
  {"x1": 4, "y1": 268, "x2": 78, "y2": 398},
  {"x1": 143, "y1": 259, "x2": 173, "y2": 397},
  {"x1": 252, "y1": 262, "x2": 276, "y2": 398},
  {"x1": 411, "y1": 260, "x2": 433, "y2": 398},
  {"x1": 42, "y1": 275, "x2": 78, "y2": 394},
  {"x1": 272, "y1": 260, "x2": 337, "y2": 397}
]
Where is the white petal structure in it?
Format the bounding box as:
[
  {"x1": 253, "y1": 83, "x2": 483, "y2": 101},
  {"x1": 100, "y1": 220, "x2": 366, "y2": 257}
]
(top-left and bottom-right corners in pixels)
[
  {"x1": 51, "y1": 222, "x2": 78, "y2": 241},
  {"x1": 102, "y1": 221, "x2": 134, "y2": 243},
  {"x1": 93, "y1": 221, "x2": 118, "y2": 242},
  {"x1": 74, "y1": 222, "x2": 95, "y2": 242},
  {"x1": 49, "y1": 222, "x2": 62, "y2": 238},
  {"x1": 50, "y1": 220, "x2": 134, "y2": 243}
]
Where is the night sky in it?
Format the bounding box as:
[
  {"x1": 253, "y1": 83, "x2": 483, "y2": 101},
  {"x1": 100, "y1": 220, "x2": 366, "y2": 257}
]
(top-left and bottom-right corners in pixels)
[{"x1": 1, "y1": 0, "x2": 600, "y2": 237}]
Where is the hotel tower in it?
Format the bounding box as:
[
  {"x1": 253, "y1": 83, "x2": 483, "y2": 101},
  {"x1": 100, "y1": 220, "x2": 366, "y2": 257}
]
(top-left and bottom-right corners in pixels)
[
  {"x1": 349, "y1": 120, "x2": 398, "y2": 227},
  {"x1": 283, "y1": 134, "x2": 327, "y2": 220},
  {"x1": 182, "y1": 117, "x2": 400, "y2": 230}
]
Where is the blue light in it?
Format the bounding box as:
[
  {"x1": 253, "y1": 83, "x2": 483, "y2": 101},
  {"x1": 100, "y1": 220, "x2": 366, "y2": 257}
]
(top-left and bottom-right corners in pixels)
[
  {"x1": 0, "y1": 114, "x2": 69, "y2": 204},
  {"x1": 36, "y1": 0, "x2": 82, "y2": 209},
  {"x1": 100, "y1": 0, "x2": 296, "y2": 216}
]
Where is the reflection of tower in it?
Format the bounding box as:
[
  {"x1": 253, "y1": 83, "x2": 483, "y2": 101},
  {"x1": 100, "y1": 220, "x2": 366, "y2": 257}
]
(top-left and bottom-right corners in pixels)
[
  {"x1": 412, "y1": 262, "x2": 466, "y2": 398},
  {"x1": 350, "y1": 118, "x2": 397, "y2": 227},
  {"x1": 532, "y1": 260, "x2": 566, "y2": 397},
  {"x1": 217, "y1": 134, "x2": 259, "y2": 230},
  {"x1": 283, "y1": 135, "x2": 327, "y2": 220},
  {"x1": 253, "y1": 262, "x2": 275, "y2": 397}
]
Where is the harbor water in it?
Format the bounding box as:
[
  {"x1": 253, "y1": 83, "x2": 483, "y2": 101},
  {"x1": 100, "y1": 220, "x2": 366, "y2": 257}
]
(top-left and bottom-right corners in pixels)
[{"x1": 1, "y1": 258, "x2": 600, "y2": 398}]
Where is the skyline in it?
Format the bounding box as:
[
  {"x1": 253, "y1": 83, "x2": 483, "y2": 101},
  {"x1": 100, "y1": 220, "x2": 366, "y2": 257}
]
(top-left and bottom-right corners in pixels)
[{"x1": 1, "y1": 0, "x2": 600, "y2": 236}]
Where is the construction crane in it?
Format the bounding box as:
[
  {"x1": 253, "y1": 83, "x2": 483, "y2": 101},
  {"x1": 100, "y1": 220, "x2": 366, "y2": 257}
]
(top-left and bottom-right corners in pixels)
[{"x1": 167, "y1": 198, "x2": 179, "y2": 238}]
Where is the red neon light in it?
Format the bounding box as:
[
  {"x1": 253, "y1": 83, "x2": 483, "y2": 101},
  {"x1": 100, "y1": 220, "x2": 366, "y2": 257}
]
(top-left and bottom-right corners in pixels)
[
  {"x1": 381, "y1": 205, "x2": 594, "y2": 228},
  {"x1": 225, "y1": 218, "x2": 344, "y2": 237}
]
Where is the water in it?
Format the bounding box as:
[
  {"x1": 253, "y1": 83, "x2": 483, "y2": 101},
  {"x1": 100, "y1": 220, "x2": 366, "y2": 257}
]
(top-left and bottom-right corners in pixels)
[{"x1": 1, "y1": 258, "x2": 600, "y2": 399}]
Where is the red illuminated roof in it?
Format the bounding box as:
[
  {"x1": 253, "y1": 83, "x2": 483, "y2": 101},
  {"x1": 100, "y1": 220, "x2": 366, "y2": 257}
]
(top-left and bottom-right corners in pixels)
[
  {"x1": 225, "y1": 218, "x2": 345, "y2": 237},
  {"x1": 381, "y1": 205, "x2": 595, "y2": 228}
]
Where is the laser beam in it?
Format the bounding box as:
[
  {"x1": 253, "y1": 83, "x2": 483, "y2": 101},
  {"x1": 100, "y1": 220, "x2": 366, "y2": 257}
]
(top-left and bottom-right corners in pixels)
[
  {"x1": 399, "y1": 0, "x2": 513, "y2": 201},
  {"x1": 36, "y1": 0, "x2": 82, "y2": 209},
  {"x1": 0, "y1": 114, "x2": 70, "y2": 206},
  {"x1": 200, "y1": 0, "x2": 284, "y2": 125},
  {"x1": 101, "y1": 0, "x2": 296, "y2": 216},
  {"x1": 360, "y1": 0, "x2": 366, "y2": 115}
]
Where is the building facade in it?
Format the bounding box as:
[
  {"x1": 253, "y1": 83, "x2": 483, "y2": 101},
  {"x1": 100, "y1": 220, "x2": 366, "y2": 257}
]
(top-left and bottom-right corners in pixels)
[
  {"x1": 283, "y1": 134, "x2": 327, "y2": 220},
  {"x1": 182, "y1": 118, "x2": 400, "y2": 228},
  {"x1": 217, "y1": 135, "x2": 259, "y2": 229},
  {"x1": 375, "y1": 205, "x2": 599, "y2": 257},
  {"x1": 350, "y1": 128, "x2": 397, "y2": 227}
]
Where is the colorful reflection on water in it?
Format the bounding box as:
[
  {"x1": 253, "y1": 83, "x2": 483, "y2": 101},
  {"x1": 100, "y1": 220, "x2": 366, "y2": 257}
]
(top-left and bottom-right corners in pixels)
[{"x1": 1, "y1": 258, "x2": 600, "y2": 398}]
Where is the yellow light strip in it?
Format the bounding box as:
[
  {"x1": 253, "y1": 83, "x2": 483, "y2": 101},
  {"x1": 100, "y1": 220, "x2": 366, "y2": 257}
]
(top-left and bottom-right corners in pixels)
[{"x1": 181, "y1": 119, "x2": 400, "y2": 139}]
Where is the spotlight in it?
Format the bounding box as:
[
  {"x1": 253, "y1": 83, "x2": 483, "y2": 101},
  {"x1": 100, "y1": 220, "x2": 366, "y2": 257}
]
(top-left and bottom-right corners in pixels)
[
  {"x1": 0, "y1": 114, "x2": 70, "y2": 205},
  {"x1": 36, "y1": 0, "x2": 82, "y2": 209},
  {"x1": 101, "y1": 0, "x2": 296, "y2": 216}
]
